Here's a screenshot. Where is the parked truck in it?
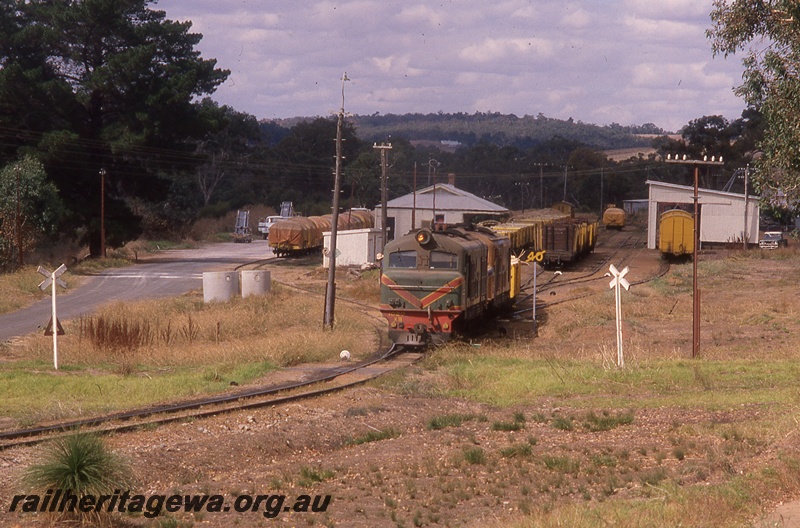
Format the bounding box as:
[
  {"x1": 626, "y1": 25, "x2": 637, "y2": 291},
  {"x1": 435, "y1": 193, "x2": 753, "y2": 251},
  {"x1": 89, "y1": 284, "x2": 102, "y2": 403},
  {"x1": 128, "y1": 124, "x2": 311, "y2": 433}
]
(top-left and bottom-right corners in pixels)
[{"x1": 257, "y1": 201, "x2": 296, "y2": 239}]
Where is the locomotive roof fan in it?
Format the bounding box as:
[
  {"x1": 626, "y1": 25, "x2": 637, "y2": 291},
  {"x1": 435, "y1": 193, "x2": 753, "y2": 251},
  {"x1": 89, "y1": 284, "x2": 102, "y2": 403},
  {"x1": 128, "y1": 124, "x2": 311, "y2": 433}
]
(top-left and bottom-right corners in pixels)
[{"x1": 416, "y1": 229, "x2": 433, "y2": 247}]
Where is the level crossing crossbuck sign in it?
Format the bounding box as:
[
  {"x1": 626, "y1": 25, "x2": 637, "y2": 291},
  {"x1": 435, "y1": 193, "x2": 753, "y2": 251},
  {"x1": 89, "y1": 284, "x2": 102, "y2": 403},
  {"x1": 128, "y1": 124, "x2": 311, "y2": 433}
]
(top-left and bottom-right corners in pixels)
[
  {"x1": 37, "y1": 264, "x2": 67, "y2": 369},
  {"x1": 608, "y1": 264, "x2": 630, "y2": 368}
]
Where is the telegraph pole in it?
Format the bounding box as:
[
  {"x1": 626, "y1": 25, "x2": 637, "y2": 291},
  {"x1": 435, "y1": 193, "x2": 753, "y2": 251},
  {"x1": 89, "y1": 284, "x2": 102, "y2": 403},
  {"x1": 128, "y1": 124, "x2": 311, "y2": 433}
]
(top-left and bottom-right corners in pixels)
[
  {"x1": 538, "y1": 164, "x2": 544, "y2": 208},
  {"x1": 665, "y1": 154, "x2": 724, "y2": 358},
  {"x1": 373, "y1": 142, "x2": 392, "y2": 253},
  {"x1": 324, "y1": 73, "x2": 349, "y2": 330},
  {"x1": 743, "y1": 164, "x2": 749, "y2": 251},
  {"x1": 515, "y1": 180, "x2": 529, "y2": 213},
  {"x1": 100, "y1": 168, "x2": 106, "y2": 258},
  {"x1": 600, "y1": 167, "x2": 604, "y2": 216},
  {"x1": 429, "y1": 159, "x2": 440, "y2": 225},
  {"x1": 412, "y1": 163, "x2": 417, "y2": 230},
  {"x1": 15, "y1": 164, "x2": 23, "y2": 267}
]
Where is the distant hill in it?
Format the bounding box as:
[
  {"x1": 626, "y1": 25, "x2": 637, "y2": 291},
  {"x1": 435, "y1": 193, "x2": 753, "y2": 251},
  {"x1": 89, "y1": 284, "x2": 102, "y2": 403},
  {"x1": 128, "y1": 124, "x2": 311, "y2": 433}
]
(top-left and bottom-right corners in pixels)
[{"x1": 270, "y1": 112, "x2": 669, "y2": 151}]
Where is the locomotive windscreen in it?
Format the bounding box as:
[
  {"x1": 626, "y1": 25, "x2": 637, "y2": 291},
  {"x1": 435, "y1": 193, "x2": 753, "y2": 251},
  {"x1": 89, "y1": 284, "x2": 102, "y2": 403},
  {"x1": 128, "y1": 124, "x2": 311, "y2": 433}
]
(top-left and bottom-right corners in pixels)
[
  {"x1": 389, "y1": 251, "x2": 417, "y2": 268},
  {"x1": 430, "y1": 251, "x2": 458, "y2": 269}
]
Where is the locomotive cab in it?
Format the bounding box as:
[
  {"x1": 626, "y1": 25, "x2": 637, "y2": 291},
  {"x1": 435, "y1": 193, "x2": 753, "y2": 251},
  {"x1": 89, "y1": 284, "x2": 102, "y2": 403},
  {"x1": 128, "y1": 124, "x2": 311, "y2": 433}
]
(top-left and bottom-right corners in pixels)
[{"x1": 381, "y1": 227, "x2": 488, "y2": 346}]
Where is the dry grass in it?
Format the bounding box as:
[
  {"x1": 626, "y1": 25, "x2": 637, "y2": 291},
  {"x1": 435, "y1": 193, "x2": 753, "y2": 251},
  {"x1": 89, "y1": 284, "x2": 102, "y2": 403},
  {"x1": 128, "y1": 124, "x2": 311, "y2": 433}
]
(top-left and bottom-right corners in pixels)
[
  {"x1": 1, "y1": 283, "x2": 383, "y2": 422},
  {"x1": 0, "y1": 266, "x2": 50, "y2": 314},
  {"x1": 37, "y1": 285, "x2": 381, "y2": 368},
  {"x1": 374, "y1": 250, "x2": 800, "y2": 528}
]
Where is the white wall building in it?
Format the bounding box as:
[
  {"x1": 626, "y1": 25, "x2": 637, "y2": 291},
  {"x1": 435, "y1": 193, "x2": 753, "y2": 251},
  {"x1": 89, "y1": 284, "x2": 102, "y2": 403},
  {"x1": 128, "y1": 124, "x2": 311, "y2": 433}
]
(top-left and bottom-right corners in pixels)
[
  {"x1": 375, "y1": 183, "x2": 509, "y2": 241},
  {"x1": 646, "y1": 181, "x2": 760, "y2": 249}
]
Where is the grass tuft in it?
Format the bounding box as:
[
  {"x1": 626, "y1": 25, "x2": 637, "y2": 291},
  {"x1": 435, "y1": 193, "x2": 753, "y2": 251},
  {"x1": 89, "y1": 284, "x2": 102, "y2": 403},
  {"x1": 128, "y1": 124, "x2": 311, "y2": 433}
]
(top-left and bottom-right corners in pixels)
[
  {"x1": 582, "y1": 410, "x2": 634, "y2": 432},
  {"x1": 542, "y1": 455, "x2": 580, "y2": 475},
  {"x1": 463, "y1": 447, "x2": 487, "y2": 465},
  {"x1": 298, "y1": 466, "x2": 335, "y2": 487},
  {"x1": 22, "y1": 433, "x2": 134, "y2": 525},
  {"x1": 345, "y1": 427, "x2": 400, "y2": 446},
  {"x1": 427, "y1": 413, "x2": 477, "y2": 430},
  {"x1": 500, "y1": 443, "x2": 533, "y2": 459}
]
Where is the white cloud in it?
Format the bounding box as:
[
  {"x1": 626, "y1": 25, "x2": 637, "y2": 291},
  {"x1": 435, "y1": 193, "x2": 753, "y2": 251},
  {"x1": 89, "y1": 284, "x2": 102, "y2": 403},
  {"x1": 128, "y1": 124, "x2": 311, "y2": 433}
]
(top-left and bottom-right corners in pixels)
[
  {"x1": 623, "y1": 0, "x2": 711, "y2": 20},
  {"x1": 396, "y1": 5, "x2": 446, "y2": 29},
  {"x1": 561, "y1": 8, "x2": 592, "y2": 29},
  {"x1": 623, "y1": 14, "x2": 705, "y2": 42},
  {"x1": 460, "y1": 37, "x2": 555, "y2": 64},
  {"x1": 156, "y1": 0, "x2": 745, "y2": 130},
  {"x1": 370, "y1": 54, "x2": 425, "y2": 77}
]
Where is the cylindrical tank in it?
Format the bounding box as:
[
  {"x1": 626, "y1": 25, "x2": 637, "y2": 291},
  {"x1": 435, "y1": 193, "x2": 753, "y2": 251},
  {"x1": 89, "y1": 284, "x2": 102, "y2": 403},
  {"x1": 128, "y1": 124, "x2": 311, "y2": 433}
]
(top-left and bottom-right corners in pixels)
[
  {"x1": 241, "y1": 270, "x2": 271, "y2": 298},
  {"x1": 203, "y1": 271, "x2": 239, "y2": 303},
  {"x1": 602, "y1": 206, "x2": 626, "y2": 229}
]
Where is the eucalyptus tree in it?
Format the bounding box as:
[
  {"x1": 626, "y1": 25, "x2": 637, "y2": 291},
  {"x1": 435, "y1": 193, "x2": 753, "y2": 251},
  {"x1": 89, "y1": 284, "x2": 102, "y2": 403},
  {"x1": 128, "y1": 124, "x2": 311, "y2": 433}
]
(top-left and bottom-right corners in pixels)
[
  {"x1": 709, "y1": 0, "x2": 800, "y2": 208},
  {"x1": 0, "y1": 0, "x2": 229, "y2": 254},
  {"x1": 0, "y1": 157, "x2": 63, "y2": 269}
]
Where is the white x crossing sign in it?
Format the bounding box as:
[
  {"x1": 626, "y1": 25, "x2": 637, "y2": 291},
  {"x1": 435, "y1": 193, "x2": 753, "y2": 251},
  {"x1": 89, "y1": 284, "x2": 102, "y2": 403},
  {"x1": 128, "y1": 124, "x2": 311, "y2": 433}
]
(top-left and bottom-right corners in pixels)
[
  {"x1": 608, "y1": 264, "x2": 630, "y2": 291},
  {"x1": 607, "y1": 264, "x2": 631, "y2": 369},
  {"x1": 36, "y1": 264, "x2": 67, "y2": 369},
  {"x1": 37, "y1": 264, "x2": 67, "y2": 290}
]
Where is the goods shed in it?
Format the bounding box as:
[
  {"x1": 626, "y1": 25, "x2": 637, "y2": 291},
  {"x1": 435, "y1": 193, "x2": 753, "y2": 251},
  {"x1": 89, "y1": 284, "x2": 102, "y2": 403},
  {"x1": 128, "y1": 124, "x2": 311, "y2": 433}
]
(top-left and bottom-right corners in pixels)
[
  {"x1": 375, "y1": 183, "x2": 509, "y2": 241},
  {"x1": 646, "y1": 181, "x2": 760, "y2": 249}
]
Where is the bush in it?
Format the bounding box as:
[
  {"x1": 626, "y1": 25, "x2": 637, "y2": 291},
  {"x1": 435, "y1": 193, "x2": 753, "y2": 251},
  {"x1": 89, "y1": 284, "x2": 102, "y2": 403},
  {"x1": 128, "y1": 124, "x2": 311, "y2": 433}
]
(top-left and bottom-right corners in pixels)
[{"x1": 22, "y1": 433, "x2": 134, "y2": 524}]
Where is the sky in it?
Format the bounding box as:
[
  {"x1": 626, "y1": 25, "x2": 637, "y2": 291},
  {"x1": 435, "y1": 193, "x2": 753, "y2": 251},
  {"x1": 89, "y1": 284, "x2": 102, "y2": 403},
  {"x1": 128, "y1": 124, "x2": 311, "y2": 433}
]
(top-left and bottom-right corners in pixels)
[{"x1": 156, "y1": 0, "x2": 748, "y2": 133}]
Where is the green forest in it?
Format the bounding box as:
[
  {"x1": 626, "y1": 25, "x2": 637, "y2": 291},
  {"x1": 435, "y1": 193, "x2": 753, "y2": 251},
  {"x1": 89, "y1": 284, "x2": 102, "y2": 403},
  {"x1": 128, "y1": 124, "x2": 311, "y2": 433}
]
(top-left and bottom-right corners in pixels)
[{"x1": 0, "y1": 0, "x2": 770, "y2": 270}]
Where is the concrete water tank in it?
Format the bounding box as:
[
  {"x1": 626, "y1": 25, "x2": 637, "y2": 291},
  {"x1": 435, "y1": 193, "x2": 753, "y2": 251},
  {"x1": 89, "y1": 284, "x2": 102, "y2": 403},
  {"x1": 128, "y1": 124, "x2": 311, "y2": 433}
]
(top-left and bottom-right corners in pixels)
[
  {"x1": 241, "y1": 270, "x2": 271, "y2": 298},
  {"x1": 202, "y1": 271, "x2": 239, "y2": 303}
]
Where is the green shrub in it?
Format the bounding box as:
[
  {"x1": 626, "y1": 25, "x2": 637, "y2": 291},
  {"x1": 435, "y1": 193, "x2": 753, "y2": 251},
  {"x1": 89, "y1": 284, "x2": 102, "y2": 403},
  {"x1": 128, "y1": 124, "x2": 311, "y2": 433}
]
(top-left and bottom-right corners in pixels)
[
  {"x1": 427, "y1": 413, "x2": 476, "y2": 430},
  {"x1": 346, "y1": 427, "x2": 400, "y2": 446},
  {"x1": 463, "y1": 447, "x2": 486, "y2": 465},
  {"x1": 493, "y1": 421, "x2": 524, "y2": 432},
  {"x1": 22, "y1": 433, "x2": 134, "y2": 524},
  {"x1": 583, "y1": 410, "x2": 634, "y2": 432}
]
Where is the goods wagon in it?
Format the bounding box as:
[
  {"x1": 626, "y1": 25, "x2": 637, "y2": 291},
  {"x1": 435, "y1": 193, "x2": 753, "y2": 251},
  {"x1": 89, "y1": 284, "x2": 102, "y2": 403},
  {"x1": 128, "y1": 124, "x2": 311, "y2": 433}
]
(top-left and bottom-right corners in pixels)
[
  {"x1": 483, "y1": 209, "x2": 596, "y2": 267},
  {"x1": 268, "y1": 209, "x2": 374, "y2": 257},
  {"x1": 542, "y1": 218, "x2": 597, "y2": 266},
  {"x1": 659, "y1": 209, "x2": 694, "y2": 257},
  {"x1": 602, "y1": 205, "x2": 626, "y2": 229},
  {"x1": 268, "y1": 217, "x2": 322, "y2": 257}
]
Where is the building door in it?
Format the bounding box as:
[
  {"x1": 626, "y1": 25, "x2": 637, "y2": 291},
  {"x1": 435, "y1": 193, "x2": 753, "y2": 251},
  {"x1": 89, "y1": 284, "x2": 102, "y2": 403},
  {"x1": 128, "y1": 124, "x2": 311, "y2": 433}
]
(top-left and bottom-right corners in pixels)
[{"x1": 387, "y1": 217, "x2": 395, "y2": 241}]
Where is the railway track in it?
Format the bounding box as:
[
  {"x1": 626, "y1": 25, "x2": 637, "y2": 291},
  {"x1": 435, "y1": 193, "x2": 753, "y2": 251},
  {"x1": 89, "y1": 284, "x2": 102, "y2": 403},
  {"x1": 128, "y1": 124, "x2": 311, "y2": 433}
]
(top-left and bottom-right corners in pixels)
[
  {"x1": 0, "y1": 346, "x2": 422, "y2": 451},
  {"x1": 513, "y1": 224, "x2": 670, "y2": 314}
]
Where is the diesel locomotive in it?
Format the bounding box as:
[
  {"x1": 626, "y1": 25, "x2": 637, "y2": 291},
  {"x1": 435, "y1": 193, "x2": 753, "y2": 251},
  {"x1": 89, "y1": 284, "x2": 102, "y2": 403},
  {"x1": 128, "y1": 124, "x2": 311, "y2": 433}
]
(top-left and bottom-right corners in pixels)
[{"x1": 380, "y1": 224, "x2": 517, "y2": 346}]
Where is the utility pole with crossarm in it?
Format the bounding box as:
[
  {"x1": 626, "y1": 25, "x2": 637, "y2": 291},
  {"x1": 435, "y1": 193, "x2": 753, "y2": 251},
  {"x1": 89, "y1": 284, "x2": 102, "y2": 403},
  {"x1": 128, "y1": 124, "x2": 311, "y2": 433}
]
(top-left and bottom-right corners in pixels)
[{"x1": 665, "y1": 154, "x2": 724, "y2": 358}]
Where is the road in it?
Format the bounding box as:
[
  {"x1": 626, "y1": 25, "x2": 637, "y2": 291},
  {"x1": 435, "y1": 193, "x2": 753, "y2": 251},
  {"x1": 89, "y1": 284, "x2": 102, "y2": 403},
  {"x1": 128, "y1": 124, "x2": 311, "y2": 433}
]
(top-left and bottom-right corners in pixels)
[{"x1": 0, "y1": 240, "x2": 272, "y2": 343}]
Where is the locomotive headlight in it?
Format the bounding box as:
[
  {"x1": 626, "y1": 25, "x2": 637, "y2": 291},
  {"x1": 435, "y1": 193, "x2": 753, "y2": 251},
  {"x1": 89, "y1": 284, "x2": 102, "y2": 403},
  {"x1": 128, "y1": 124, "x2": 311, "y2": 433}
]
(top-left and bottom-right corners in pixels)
[{"x1": 416, "y1": 229, "x2": 432, "y2": 246}]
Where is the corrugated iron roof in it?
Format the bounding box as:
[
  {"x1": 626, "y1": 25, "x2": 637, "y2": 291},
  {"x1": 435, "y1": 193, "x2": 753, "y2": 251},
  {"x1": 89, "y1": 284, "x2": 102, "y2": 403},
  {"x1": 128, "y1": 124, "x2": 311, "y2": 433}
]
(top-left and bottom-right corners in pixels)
[{"x1": 384, "y1": 184, "x2": 508, "y2": 213}]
